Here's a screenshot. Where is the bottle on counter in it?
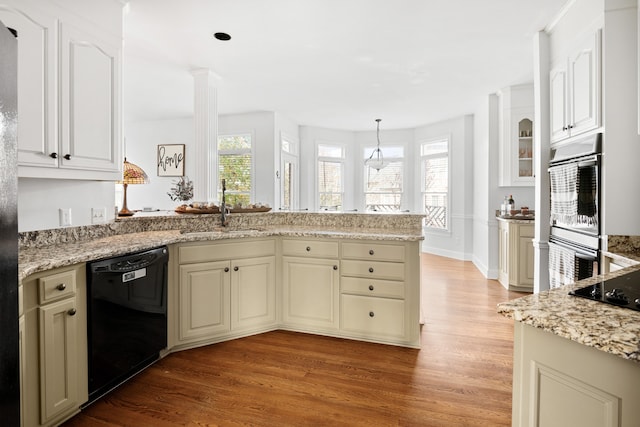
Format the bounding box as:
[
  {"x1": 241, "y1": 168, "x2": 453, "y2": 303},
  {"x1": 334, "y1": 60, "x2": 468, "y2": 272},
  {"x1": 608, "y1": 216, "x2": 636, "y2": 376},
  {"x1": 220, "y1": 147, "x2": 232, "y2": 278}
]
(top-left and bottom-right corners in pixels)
[
  {"x1": 507, "y1": 195, "x2": 515, "y2": 214},
  {"x1": 500, "y1": 196, "x2": 508, "y2": 216}
]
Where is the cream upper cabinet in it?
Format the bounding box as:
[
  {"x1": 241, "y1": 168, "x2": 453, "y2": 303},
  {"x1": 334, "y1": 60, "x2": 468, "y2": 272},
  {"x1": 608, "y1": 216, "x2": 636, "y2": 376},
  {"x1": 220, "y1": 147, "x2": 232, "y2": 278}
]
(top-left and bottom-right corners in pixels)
[
  {"x1": 498, "y1": 84, "x2": 534, "y2": 187},
  {"x1": 550, "y1": 29, "x2": 602, "y2": 144},
  {"x1": 1, "y1": 0, "x2": 122, "y2": 180}
]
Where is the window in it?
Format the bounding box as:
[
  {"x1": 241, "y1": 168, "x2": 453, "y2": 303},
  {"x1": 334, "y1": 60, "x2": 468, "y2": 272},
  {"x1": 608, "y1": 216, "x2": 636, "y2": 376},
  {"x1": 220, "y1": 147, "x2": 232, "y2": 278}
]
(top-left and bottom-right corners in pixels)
[
  {"x1": 421, "y1": 138, "x2": 449, "y2": 230},
  {"x1": 364, "y1": 146, "x2": 404, "y2": 212},
  {"x1": 317, "y1": 144, "x2": 344, "y2": 210},
  {"x1": 280, "y1": 135, "x2": 298, "y2": 210},
  {"x1": 217, "y1": 134, "x2": 252, "y2": 206}
]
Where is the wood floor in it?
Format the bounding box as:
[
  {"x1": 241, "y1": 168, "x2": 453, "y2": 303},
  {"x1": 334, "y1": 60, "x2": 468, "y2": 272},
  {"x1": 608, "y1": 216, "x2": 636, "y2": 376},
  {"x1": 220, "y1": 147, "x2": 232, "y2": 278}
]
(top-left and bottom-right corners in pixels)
[{"x1": 63, "y1": 253, "x2": 526, "y2": 427}]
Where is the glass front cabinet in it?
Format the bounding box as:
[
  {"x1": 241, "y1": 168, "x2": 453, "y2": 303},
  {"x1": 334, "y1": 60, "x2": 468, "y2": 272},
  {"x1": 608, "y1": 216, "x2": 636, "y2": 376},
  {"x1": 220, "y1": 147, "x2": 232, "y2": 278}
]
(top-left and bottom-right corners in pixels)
[{"x1": 498, "y1": 84, "x2": 535, "y2": 187}]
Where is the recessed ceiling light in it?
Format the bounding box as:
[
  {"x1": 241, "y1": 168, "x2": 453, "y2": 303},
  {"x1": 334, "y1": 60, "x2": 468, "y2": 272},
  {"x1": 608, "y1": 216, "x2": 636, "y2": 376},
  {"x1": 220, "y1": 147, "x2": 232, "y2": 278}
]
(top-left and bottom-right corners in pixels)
[{"x1": 213, "y1": 32, "x2": 231, "y2": 41}]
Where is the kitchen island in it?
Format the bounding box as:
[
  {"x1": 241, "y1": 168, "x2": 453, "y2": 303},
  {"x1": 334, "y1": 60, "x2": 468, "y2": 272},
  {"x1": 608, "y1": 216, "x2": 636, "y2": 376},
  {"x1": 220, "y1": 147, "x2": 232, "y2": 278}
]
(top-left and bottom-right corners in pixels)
[
  {"x1": 498, "y1": 267, "x2": 640, "y2": 427},
  {"x1": 18, "y1": 211, "x2": 425, "y2": 426}
]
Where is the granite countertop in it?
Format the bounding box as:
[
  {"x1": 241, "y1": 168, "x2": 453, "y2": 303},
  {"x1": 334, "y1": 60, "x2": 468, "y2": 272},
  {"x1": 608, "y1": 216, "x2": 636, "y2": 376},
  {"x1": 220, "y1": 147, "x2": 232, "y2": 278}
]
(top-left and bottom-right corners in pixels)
[
  {"x1": 18, "y1": 223, "x2": 424, "y2": 281},
  {"x1": 495, "y1": 215, "x2": 535, "y2": 223},
  {"x1": 498, "y1": 266, "x2": 640, "y2": 364}
]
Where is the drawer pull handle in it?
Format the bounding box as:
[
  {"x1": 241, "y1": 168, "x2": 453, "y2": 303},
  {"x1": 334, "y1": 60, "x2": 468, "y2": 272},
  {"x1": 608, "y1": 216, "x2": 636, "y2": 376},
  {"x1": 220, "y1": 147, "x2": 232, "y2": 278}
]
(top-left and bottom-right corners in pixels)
[
  {"x1": 368, "y1": 267, "x2": 374, "y2": 273},
  {"x1": 49, "y1": 152, "x2": 58, "y2": 159},
  {"x1": 63, "y1": 154, "x2": 71, "y2": 160},
  {"x1": 306, "y1": 246, "x2": 311, "y2": 252},
  {"x1": 333, "y1": 265, "x2": 338, "y2": 270},
  {"x1": 56, "y1": 283, "x2": 66, "y2": 291},
  {"x1": 67, "y1": 308, "x2": 77, "y2": 316},
  {"x1": 224, "y1": 267, "x2": 229, "y2": 272},
  {"x1": 368, "y1": 285, "x2": 374, "y2": 291},
  {"x1": 369, "y1": 311, "x2": 375, "y2": 317},
  {"x1": 234, "y1": 266, "x2": 239, "y2": 271},
  {"x1": 369, "y1": 249, "x2": 374, "y2": 255}
]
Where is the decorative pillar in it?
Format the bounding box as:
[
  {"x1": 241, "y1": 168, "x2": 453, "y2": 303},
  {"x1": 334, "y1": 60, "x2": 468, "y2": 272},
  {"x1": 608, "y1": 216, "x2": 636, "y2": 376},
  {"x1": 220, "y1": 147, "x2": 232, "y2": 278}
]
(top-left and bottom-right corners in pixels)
[{"x1": 191, "y1": 68, "x2": 218, "y2": 202}]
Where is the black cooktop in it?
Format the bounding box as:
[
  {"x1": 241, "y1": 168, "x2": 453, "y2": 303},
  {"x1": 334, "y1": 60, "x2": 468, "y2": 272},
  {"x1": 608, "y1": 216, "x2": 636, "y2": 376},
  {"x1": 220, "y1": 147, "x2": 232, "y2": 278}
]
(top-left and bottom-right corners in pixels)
[{"x1": 570, "y1": 269, "x2": 640, "y2": 312}]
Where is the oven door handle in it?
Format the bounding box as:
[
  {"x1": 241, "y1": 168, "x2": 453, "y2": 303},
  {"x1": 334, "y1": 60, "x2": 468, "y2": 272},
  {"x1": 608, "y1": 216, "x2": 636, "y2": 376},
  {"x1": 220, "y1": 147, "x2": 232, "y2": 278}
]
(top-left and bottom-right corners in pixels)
[
  {"x1": 549, "y1": 154, "x2": 600, "y2": 169},
  {"x1": 575, "y1": 252, "x2": 597, "y2": 261}
]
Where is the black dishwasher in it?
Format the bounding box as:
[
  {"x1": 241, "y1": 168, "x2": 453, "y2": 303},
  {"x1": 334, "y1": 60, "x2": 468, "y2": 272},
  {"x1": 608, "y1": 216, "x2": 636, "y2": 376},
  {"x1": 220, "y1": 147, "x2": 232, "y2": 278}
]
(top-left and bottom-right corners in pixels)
[{"x1": 86, "y1": 246, "x2": 169, "y2": 404}]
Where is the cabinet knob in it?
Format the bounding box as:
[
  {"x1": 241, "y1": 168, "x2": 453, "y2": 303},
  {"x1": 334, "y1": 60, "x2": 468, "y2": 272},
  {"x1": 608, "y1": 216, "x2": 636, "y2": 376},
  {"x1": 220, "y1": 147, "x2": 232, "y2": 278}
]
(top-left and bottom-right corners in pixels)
[
  {"x1": 369, "y1": 311, "x2": 375, "y2": 317},
  {"x1": 306, "y1": 246, "x2": 311, "y2": 252},
  {"x1": 234, "y1": 266, "x2": 239, "y2": 271},
  {"x1": 368, "y1": 285, "x2": 374, "y2": 291},
  {"x1": 369, "y1": 249, "x2": 374, "y2": 255},
  {"x1": 67, "y1": 308, "x2": 77, "y2": 316},
  {"x1": 56, "y1": 283, "x2": 66, "y2": 291},
  {"x1": 333, "y1": 265, "x2": 338, "y2": 270},
  {"x1": 224, "y1": 267, "x2": 229, "y2": 272},
  {"x1": 568, "y1": 124, "x2": 574, "y2": 129},
  {"x1": 50, "y1": 152, "x2": 58, "y2": 159},
  {"x1": 368, "y1": 267, "x2": 374, "y2": 273},
  {"x1": 63, "y1": 154, "x2": 71, "y2": 160}
]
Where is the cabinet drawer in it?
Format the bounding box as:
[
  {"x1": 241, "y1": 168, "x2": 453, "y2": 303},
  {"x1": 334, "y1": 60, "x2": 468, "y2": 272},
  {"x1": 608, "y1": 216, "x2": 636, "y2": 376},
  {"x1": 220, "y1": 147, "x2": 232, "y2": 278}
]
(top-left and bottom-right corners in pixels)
[
  {"x1": 39, "y1": 270, "x2": 76, "y2": 304},
  {"x1": 340, "y1": 260, "x2": 405, "y2": 281},
  {"x1": 179, "y1": 239, "x2": 275, "y2": 264},
  {"x1": 341, "y1": 242, "x2": 405, "y2": 262},
  {"x1": 282, "y1": 239, "x2": 339, "y2": 258},
  {"x1": 341, "y1": 277, "x2": 405, "y2": 299},
  {"x1": 341, "y1": 294, "x2": 405, "y2": 339}
]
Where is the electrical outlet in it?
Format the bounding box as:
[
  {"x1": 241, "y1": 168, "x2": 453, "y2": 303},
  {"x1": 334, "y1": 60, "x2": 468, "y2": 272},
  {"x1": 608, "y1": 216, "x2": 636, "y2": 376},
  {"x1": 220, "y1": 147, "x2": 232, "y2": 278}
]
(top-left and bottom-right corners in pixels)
[
  {"x1": 59, "y1": 208, "x2": 72, "y2": 226},
  {"x1": 91, "y1": 207, "x2": 107, "y2": 224}
]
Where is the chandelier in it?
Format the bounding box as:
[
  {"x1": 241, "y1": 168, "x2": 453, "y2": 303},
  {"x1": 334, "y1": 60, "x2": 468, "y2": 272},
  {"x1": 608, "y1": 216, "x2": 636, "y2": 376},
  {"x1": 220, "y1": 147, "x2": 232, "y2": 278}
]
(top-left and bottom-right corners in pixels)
[{"x1": 364, "y1": 119, "x2": 387, "y2": 171}]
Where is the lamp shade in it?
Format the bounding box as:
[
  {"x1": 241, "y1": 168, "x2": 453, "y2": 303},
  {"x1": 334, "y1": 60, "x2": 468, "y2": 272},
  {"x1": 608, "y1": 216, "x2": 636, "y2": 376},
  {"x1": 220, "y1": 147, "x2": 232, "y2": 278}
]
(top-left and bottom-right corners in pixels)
[
  {"x1": 118, "y1": 158, "x2": 149, "y2": 184},
  {"x1": 117, "y1": 157, "x2": 149, "y2": 216}
]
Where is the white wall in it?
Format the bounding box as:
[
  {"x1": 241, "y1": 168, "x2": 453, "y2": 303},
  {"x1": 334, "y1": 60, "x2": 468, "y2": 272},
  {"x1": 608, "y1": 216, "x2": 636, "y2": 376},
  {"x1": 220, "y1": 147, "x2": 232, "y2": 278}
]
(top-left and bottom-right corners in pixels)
[{"x1": 18, "y1": 178, "x2": 115, "y2": 232}]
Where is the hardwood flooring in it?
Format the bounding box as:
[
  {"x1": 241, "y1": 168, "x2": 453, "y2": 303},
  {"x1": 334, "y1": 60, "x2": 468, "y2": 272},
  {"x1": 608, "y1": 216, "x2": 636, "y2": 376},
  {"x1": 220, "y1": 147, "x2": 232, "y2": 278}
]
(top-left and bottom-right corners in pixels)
[{"x1": 63, "y1": 253, "x2": 526, "y2": 427}]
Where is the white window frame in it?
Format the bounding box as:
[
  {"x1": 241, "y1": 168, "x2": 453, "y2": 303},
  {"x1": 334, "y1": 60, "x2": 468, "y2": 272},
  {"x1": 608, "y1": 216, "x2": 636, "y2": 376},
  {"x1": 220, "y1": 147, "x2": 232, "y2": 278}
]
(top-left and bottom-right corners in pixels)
[
  {"x1": 217, "y1": 132, "x2": 255, "y2": 204},
  {"x1": 419, "y1": 136, "x2": 450, "y2": 232},
  {"x1": 316, "y1": 141, "x2": 346, "y2": 211},
  {"x1": 280, "y1": 132, "x2": 299, "y2": 210}
]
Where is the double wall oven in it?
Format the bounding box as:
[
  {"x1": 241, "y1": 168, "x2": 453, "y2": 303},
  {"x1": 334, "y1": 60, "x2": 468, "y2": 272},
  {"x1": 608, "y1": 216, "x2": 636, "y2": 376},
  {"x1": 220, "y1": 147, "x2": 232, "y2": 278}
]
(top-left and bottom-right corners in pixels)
[{"x1": 548, "y1": 132, "x2": 601, "y2": 288}]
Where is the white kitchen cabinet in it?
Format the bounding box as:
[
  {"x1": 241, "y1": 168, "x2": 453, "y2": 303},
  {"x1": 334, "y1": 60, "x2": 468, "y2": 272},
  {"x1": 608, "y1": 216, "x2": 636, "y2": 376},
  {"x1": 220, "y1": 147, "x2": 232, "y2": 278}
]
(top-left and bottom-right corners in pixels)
[
  {"x1": 281, "y1": 238, "x2": 340, "y2": 331},
  {"x1": 0, "y1": 0, "x2": 122, "y2": 180},
  {"x1": 550, "y1": 29, "x2": 602, "y2": 144},
  {"x1": 173, "y1": 239, "x2": 277, "y2": 348},
  {"x1": 498, "y1": 219, "x2": 534, "y2": 292},
  {"x1": 512, "y1": 322, "x2": 640, "y2": 427},
  {"x1": 22, "y1": 264, "x2": 88, "y2": 427},
  {"x1": 498, "y1": 84, "x2": 534, "y2": 186}
]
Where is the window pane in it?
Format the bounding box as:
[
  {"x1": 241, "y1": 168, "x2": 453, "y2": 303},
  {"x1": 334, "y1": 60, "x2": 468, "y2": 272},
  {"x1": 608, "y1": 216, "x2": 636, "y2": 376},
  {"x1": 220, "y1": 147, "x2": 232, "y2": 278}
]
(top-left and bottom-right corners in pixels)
[
  {"x1": 423, "y1": 157, "x2": 448, "y2": 192},
  {"x1": 219, "y1": 153, "x2": 251, "y2": 205},
  {"x1": 365, "y1": 159, "x2": 403, "y2": 211},
  {"x1": 283, "y1": 161, "x2": 292, "y2": 210},
  {"x1": 421, "y1": 140, "x2": 447, "y2": 156},
  {"x1": 318, "y1": 144, "x2": 344, "y2": 158},
  {"x1": 363, "y1": 145, "x2": 404, "y2": 159},
  {"x1": 218, "y1": 134, "x2": 251, "y2": 150},
  {"x1": 319, "y1": 161, "x2": 342, "y2": 192},
  {"x1": 281, "y1": 139, "x2": 291, "y2": 153},
  {"x1": 421, "y1": 140, "x2": 449, "y2": 230}
]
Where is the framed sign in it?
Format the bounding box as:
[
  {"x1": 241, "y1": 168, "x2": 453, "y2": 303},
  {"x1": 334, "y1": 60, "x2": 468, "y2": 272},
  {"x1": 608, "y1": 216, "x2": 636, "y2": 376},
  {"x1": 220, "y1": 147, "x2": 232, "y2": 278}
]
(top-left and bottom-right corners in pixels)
[{"x1": 157, "y1": 144, "x2": 185, "y2": 176}]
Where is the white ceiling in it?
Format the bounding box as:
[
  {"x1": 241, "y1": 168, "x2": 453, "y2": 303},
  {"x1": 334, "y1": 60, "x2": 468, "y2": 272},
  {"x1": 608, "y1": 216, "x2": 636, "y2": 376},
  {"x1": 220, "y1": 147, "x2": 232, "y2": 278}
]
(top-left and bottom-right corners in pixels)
[{"x1": 122, "y1": 0, "x2": 568, "y2": 131}]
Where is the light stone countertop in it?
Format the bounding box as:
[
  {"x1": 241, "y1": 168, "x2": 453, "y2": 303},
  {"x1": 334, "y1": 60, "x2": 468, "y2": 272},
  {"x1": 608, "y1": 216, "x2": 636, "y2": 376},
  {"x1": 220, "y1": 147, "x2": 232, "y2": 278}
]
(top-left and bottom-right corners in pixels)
[
  {"x1": 495, "y1": 215, "x2": 535, "y2": 224},
  {"x1": 18, "y1": 212, "x2": 425, "y2": 281},
  {"x1": 498, "y1": 265, "x2": 640, "y2": 364}
]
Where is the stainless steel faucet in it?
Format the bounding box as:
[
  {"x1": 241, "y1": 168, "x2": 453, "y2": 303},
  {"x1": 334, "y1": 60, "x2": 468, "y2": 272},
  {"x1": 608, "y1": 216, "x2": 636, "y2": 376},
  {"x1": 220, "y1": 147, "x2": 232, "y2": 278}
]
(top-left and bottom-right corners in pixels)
[{"x1": 220, "y1": 179, "x2": 229, "y2": 227}]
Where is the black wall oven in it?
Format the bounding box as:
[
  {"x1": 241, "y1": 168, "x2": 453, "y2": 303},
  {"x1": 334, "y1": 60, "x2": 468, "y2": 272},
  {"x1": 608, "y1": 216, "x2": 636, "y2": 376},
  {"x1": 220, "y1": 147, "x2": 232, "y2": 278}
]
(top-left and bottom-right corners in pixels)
[
  {"x1": 86, "y1": 246, "x2": 169, "y2": 404},
  {"x1": 548, "y1": 133, "x2": 601, "y2": 288}
]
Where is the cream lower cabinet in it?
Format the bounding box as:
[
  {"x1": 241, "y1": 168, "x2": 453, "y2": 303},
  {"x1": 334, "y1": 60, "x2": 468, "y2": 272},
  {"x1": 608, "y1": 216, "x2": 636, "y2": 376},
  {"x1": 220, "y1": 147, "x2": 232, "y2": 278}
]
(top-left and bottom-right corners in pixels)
[
  {"x1": 498, "y1": 219, "x2": 534, "y2": 292},
  {"x1": 22, "y1": 264, "x2": 88, "y2": 427},
  {"x1": 172, "y1": 239, "x2": 277, "y2": 349},
  {"x1": 512, "y1": 322, "x2": 640, "y2": 427},
  {"x1": 340, "y1": 241, "x2": 420, "y2": 347},
  {"x1": 281, "y1": 238, "x2": 340, "y2": 332}
]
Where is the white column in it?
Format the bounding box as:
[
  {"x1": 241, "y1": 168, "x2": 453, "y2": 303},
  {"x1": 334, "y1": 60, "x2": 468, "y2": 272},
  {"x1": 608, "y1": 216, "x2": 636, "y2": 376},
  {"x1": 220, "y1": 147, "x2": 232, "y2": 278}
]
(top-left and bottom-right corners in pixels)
[
  {"x1": 533, "y1": 31, "x2": 551, "y2": 293},
  {"x1": 191, "y1": 68, "x2": 218, "y2": 202}
]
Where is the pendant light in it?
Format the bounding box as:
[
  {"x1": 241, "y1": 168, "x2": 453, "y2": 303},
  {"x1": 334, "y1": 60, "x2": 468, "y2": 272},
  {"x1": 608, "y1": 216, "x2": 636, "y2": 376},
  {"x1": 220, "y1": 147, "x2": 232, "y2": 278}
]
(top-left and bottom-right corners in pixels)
[{"x1": 365, "y1": 119, "x2": 387, "y2": 171}]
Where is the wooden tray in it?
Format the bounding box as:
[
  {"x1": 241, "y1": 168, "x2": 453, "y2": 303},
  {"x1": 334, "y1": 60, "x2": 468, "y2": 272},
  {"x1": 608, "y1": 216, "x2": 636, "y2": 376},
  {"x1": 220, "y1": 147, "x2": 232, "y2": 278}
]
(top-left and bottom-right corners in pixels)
[
  {"x1": 175, "y1": 206, "x2": 220, "y2": 214},
  {"x1": 229, "y1": 207, "x2": 272, "y2": 213}
]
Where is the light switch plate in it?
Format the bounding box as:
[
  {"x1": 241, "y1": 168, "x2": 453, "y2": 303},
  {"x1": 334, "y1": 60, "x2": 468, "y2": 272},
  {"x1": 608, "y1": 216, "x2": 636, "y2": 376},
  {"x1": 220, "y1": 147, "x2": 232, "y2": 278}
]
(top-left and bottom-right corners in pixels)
[
  {"x1": 59, "y1": 208, "x2": 72, "y2": 226},
  {"x1": 91, "y1": 207, "x2": 107, "y2": 224}
]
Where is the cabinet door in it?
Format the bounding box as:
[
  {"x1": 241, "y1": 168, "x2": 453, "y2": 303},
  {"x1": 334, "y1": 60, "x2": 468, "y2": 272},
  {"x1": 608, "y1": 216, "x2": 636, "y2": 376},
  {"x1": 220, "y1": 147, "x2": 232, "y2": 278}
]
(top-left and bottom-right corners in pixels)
[
  {"x1": 179, "y1": 261, "x2": 231, "y2": 342},
  {"x1": 570, "y1": 30, "x2": 601, "y2": 137},
  {"x1": 550, "y1": 65, "x2": 570, "y2": 142},
  {"x1": 59, "y1": 21, "x2": 121, "y2": 173},
  {"x1": 282, "y1": 257, "x2": 339, "y2": 330},
  {"x1": 231, "y1": 256, "x2": 276, "y2": 331},
  {"x1": 518, "y1": 236, "x2": 535, "y2": 287},
  {"x1": 38, "y1": 298, "x2": 79, "y2": 424},
  {"x1": 0, "y1": 4, "x2": 57, "y2": 167},
  {"x1": 498, "y1": 221, "x2": 509, "y2": 286}
]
